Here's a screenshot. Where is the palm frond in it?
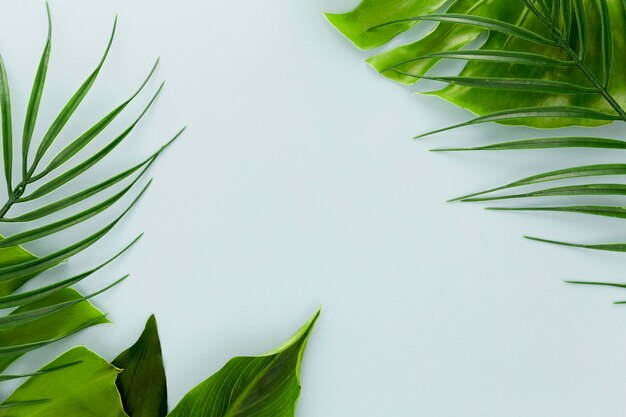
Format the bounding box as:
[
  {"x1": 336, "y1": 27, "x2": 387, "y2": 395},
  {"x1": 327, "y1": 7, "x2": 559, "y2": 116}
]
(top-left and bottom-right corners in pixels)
[
  {"x1": 0, "y1": 5, "x2": 181, "y2": 376},
  {"x1": 328, "y1": 0, "x2": 626, "y2": 302}
]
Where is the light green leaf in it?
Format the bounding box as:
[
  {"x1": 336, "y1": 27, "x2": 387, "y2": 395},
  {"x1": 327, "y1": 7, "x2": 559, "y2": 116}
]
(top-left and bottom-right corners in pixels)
[
  {"x1": 324, "y1": 0, "x2": 447, "y2": 49},
  {"x1": 113, "y1": 315, "x2": 167, "y2": 417},
  {"x1": 168, "y1": 310, "x2": 320, "y2": 417},
  {"x1": 0, "y1": 346, "x2": 128, "y2": 417},
  {"x1": 329, "y1": 0, "x2": 626, "y2": 128}
]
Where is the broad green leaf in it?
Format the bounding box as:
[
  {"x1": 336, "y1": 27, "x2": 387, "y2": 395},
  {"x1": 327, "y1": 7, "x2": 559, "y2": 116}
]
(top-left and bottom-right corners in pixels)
[
  {"x1": 371, "y1": 14, "x2": 559, "y2": 46},
  {"x1": 168, "y1": 310, "x2": 320, "y2": 417},
  {"x1": 0, "y1": 236, "x2": 38, "y2": 296},
  {"x1": 384, "y1": 50, "x2": 575, "y2": 69},
  {"x1": 324, "y1": 0, "x2": 447, "y2": 49},
  {"x1": 0, "y1": 346, "x2": 128, "y2": 417},
  {"x1": 329, "y1": 0, "x2": 626, "y2": 128},
  {"x1": 113, "y1": 315, "x2": 167, "y2": 417},
  {"x1": 0, "y1": 361, "x2": 81, "y2": 382},
  {"x1": 0, "y1": 288, "x2": 109, "y2": 372}
]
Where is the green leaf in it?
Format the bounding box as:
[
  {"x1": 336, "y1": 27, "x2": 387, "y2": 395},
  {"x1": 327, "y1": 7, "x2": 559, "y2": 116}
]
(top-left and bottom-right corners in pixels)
[
  {"x1": 432, "y1": 136, "x2": 626, "y2": 151},
  {"x1": 0, "y1": 54, "x2": 13, "y2": 195},
  {"x1": 168, "y1": 310, "x2": 320, "y2": 417},
  {"x1": 113, "y1": 315, "x2": 167, "y2": 417},
  {"x1": 384, "y1": 50, "x2": 575, "y2": 69},
  {"x1": 22, "y1": 3, "x2": 51, "y2": 178},
  {"x1": 450, "y1": 164, "x2": 626, "y2": 201},
  {"x1": 525, "y1": 236, "x2": 626, "y2": 253},
  {"x1": 0, "y1": 184, "x2": 148, "y2": 283},
  {"x1": 393, "y1": 73, "x2": 596, "y2": 95},
  {"x1": 0, "y1": 275, "x2": 125, "y2": 331},
  {"x1": 324, "y1": 0, "x2": 447, "y2": 49},
  {"x1": 329, "y1": 0, "x2": 626, "y2": 127},
  {"x1": 0, "y1": 346, "x2": 128, "y2": 417},
  {"x1": 4, "y1": 130, "x2": 179, "y2": 222},
  {"x1": 462, "y1": 184, "x2": 626, "y2": 202},
  {"x1": 415, "y1": 107, "x2": 621, "y2": 139},
  {"x1": 0, "y1": 288, "x2": 109, "y2": 372},
  {"x1": 32, "y1": 59, "x2": 159, "y2": 181},
  {"x1": 371, "y1": 14, "x2": 559, "y2": 46},
  {"x1": 488, "y1": 205, "x2": 626, "y2": 220},
  {"x1": 22, "y1": 83, "x2": 164, "y2": 200},
  {"x1": 0, "y1": 236, "x2": 139, "y2": 309},
  {"x1": 29, "y1": 18, "x2": 117, "y2": 173}
]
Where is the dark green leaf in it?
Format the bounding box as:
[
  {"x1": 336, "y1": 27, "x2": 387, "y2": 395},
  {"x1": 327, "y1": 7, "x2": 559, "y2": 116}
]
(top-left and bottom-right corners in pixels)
[
  {"x1": 432, "y1": 137, "x2": 626, "y2": 151},
  {"x1": 0, "y1": 183, "x2": 148, "y2": 283},
  {"x1": 22, "y1": 83, "x2": 164, "y2": 200},
  {"x1": 0, "y1": 55, "x2": 12, "y2": 195},
  {"x1": 29, "y1": 18, "x2": 117, "y2": 172},
  {"x1": 450, "y1": 164, "x2": 626, "y2": 201},
  {"x1": 462, "y1": 184, "x2": 626, "y2": 202},
  {"x1": 488, "y1": 205, "x2": 626, "y2": 220},
  {"x1": 22, "y1": 4, "x2": 52, "y2": 178},
  {"x1": 113, "y1": 315, "x2": 167, "y2": 417}
]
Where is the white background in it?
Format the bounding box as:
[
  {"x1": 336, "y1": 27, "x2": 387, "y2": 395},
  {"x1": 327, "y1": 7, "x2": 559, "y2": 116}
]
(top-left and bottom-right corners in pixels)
[{"x1": 1, "y1": 0, "x2": 626, "y2": 416}]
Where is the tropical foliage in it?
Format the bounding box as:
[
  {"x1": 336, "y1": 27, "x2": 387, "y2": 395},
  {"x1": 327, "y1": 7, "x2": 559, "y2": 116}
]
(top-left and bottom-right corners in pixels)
[
  {"x1": 327, "y1": 0, "x2": 626, "y2": 298},
  {"x1": 4, "y1": 312, "x2": 318, "y2": 416},
  {"x1": 0, "y1": 3, "x2": 178, "y2": 411},
  {"x1": 0, "y1": 5, "x2": 318, "y2": 415}
]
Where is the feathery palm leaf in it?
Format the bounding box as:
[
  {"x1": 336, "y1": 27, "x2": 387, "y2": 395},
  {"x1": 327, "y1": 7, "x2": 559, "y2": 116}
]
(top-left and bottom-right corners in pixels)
[
  {"x1": 0, "y1": 3, "x2": 181, "y2": 392},
  {"x1": 327, "y1": 0, "x2": 626, "y2": 299}
]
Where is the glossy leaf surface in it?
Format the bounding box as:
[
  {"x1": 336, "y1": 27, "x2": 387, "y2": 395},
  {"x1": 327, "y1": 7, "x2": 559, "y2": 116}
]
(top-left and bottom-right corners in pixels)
[{"x1": 168, "y1": 310, "x2": 320, "y2": 417}]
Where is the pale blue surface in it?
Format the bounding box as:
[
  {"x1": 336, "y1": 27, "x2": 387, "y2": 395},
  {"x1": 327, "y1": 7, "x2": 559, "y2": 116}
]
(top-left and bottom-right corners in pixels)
[{"x1": 0, "y1": 1, "x2": 625, "y2": 416}]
